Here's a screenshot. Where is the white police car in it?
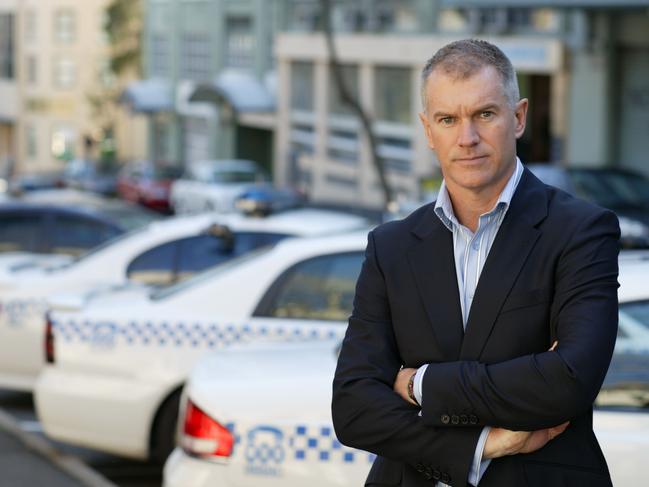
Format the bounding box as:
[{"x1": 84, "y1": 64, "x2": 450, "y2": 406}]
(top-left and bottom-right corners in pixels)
[
  {"x1": 0, "y1": 208, "x2": 368, "y2": 391},
  {"x1": 35, "y1": 232, "x2": 369, "y2": 462},
  {"x1": 163, "y1": 329, "x2": 649, "y2": 487},
  {"x1": 164, "y1": 340, "x2": 372, "y2": 487}
]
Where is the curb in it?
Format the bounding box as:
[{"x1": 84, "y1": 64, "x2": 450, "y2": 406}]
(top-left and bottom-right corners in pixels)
[{"x1": 0, "y1": 407, "x2": 119, "y2": 487}]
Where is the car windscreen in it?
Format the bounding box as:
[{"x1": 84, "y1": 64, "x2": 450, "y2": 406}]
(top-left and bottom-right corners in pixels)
[
  {"x1": 570, "y1": 170, "x2": 649, "y2": 211},
  {"x1": 150, "y1": 245, "x2": 275, "y2": 301},
  {"x1": 211, "y1": 170, "x2": 259, "y2": 184},
  {"x1": 596, "y1": 300, "x2": 649, "y2": 410},
  {"x1": 98, "y1": 205, "x2": 162, "y2": 231},
  {"x1": 153, "y1": 166, "x2": 183, "y2": 180}
]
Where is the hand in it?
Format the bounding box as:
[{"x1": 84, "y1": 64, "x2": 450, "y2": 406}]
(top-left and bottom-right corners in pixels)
[
  {"x1": 483, "y1": 421, "x2": 570, "y2": 459},
  {"x1": 393, "y1": 367, "x2": 418, "y2": 405}
]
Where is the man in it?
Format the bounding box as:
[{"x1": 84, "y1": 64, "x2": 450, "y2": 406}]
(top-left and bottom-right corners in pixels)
[{"x1": 332, "y1": 39, "x2": 619, "y2": 487}]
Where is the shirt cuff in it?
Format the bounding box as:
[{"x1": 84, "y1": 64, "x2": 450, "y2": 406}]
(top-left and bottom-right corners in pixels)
[
  {"x1": 413, "y1": 364, "x2": 428, "y2": 406},
  {"x1": 468, "y1": 426, "x2": 492, "y2": 486}
]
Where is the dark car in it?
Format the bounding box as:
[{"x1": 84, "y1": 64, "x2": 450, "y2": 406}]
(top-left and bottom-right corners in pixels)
[
  {"x1": 63, "y1": 159, "x2": 119, "y2": 196},
  {"x1": 0, "y1": 189, "x2": 161, "y2": 257},
  {"x1": 527, "y1": 164, "x2": 649, "y2": 249},
  {"x1": 117, "y1": 161, "x2": 182, "y2": 213}
]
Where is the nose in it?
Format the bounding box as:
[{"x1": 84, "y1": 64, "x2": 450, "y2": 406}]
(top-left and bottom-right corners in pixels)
[{"x1": 457, "y1": 120, "x2": 480, "y2": 147}]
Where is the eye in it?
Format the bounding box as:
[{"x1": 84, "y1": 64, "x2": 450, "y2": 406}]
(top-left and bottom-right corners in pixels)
[
  {"x1": 439, "y1": 116, "x2": 454, "y2": 126},
  {"x1": 480, "y1": 111, "x2": 494, "y2": 120}
]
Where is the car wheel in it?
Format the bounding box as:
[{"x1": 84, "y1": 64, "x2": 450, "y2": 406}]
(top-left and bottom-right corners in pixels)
[{"x1": 149, "y1": 388, "x2": 182, "y2": 464}]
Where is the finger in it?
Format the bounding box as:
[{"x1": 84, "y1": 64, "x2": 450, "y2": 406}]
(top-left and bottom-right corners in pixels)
[{"x1": 549, "y1": 340, "x2": 558, "y2": 351}]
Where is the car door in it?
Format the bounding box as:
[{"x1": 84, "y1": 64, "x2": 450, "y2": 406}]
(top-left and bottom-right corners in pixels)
[
  {"x1": 0, "y1": 210, "x2": 46, "y2": 254},
  {"x1": 248, "y1": 251, "x2": 365, "y2": 343},
  {"x1": 47, "y1": 211, "x2": 121, "y2": 256}
]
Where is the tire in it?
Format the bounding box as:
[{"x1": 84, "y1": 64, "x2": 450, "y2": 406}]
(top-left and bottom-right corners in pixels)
[{"x1": 149, "y1": 388, "x2": 182, "y2": 464}]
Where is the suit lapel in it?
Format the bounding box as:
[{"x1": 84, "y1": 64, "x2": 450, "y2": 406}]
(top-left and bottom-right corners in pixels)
[
  {"x1": 460, "y1": 170, "x2": 548, "y2": 360},
  {"x1": 408, "y1": 207, "x2": 464, "y2": 361}
]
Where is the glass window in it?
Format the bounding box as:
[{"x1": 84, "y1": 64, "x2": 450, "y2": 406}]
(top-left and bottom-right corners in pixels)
[
  {"x1": 291, "y1": 62, "x2": 314, "y2": 111},
  {"x1": 50, "y1": 215, "x2": 117, "y2": 256},
  {"x1": 0, "y1": 213, "x2": 42, "y2": 253},
  {"x1": 25, "y1": 11, "x2": 37, "y2": 43},
  {"x1": 176, "y1": 232, "x2": 289, "y2": 282},
  {"x1": 180, "y1": 33, "x2": 211, "y2": 81},
  {"x1": 53, "y1": 58, "x2": 76, "y2": 89},
  {"x1": 0, "y1": 14, "x2": 15, "y2": 79},
  {"x1": 150, "y1": 34, "x2": 170, "y2": 77},
  {"x1": 26, "y1": 55, "x2": 37, "y2": 84},
  {"x1": 225, "y1": 16, "x2": 253, "y2": 69},
  {"x1": 127, "y1": 240, "x2": 179, "y2": 286},
  {"x1": 54, "y1": 9, "x2": 75, "y2": 44},
  {"x1": 328, "y1": 65, "x2": 359, "y2": 116},
  {"x1": 26, "y1": 125, "x2": 38, "y2": 159},
  {"x1": 374, "y1": 67, "x2": 412, "y2": 125},
  {"x1": 596, "y1": 300, "x2": 649, "y2": 411},
  {"x1": 256, "y1": 252, "x2": 364, "y2": 321}
]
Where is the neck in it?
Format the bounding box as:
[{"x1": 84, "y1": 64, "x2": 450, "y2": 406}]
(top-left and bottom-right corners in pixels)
[{"x1": 446, "y1": 166, "x2": 515, "y2": 233}]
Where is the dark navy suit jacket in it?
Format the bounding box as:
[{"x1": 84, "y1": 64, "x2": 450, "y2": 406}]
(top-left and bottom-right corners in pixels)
[{"x1": 332, "y1": 169, "x2": 620, "y2": 487}]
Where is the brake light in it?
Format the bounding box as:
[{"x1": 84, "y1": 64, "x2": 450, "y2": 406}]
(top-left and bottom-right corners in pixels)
[
  {"x1": 181, "y1": 399, "x2": 233, "y2": 457},
  {"x1": 45, "y1": 313, "x2": 55, "y2": 364}
]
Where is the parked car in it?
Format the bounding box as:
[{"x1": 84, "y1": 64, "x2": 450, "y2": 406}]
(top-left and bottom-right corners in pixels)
[
  {"x1": 527, "y1": 165, "x2": 649, "y2": 248},
  {"x1": 170, "y1": 159, "x2": 268, "y2": 214},
  {"x1": 164, "y1": 340, "x2": 371, "y2": 487},
  {"x1": 117, "y1": 161, "x2": 183, "y2": 213},
  {"x1": 164, "y1": 326, "x2": 649, "y2": 487},
  {"x1": 5, "y1": 171, "x2": 66, "y2": 196},
  {"x1": 35, "y1": 231, "x2": 369, "y2": 462},
  {"x1": 63, "y1": 159, "x2": 119, "y2": 196},
  {"x1": 0, "y1": 209, "x2": 368, "y2": 391},
  {"x1": 0, "y1": 189, "x2": 159, "y2": 259}
]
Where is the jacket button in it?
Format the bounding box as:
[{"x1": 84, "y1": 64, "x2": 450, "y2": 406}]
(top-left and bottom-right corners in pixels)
[
  {"x1": 416, "y1": 463, "x2": 425, "y2": 473},
  {"x1": 469, "y1": 414, "x2": 478, "y2": 425},
  {"x1": 451, "y1": 414, "x2": 459, "y2": 425},
  {"x1": 441, "y1": 473, "x2": 451, "y2": 483},
  {"x1": 432, "y1": 469, "x2": 441, "y2": 480},
  {"x1": 460, "y1": 414, "x2": 468, "y2": 425},
  {"x1": 441, "y1": 414, "x2": 450, "y2": 424}
]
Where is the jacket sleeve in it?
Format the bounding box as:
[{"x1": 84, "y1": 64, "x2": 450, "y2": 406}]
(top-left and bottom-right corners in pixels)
[
  {"x1": 332, "y1": 230, "x2": 482, "y2": 486},
  {"x1": 419, "y1": 210, "x2": 620, "y2": 431}
]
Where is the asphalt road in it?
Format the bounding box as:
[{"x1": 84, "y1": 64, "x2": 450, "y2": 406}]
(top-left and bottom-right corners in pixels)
[{"x1": 0, "y1": 389, "x2": 162, "y2": 487}]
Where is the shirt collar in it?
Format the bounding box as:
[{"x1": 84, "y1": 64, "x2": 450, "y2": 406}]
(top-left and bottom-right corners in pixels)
[{"x1": 434, "y1": 157, "x2": 524, "y2": 231}]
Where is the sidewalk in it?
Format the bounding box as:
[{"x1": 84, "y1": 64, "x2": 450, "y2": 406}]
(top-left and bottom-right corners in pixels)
[{"x1": 0, "y1": 409, "x2": 117, "y2": 487}]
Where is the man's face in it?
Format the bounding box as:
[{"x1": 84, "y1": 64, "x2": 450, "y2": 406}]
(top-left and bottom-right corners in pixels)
[{"x1": 419, "y1": 65, "x2": 528, "y2": 196}]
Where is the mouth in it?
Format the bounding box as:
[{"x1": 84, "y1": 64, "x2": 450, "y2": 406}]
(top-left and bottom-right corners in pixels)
[{"x1": 454, "y1": 155, "x2": 488, "y2": 163}]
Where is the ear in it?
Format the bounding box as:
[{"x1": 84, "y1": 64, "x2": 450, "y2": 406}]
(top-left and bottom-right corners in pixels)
[
  {"x1": 513, "y1": 98, "x2": 528, "y2": 140},
  {"x1": 418, "y1": 112, "x2": 435, "y2": 150}
]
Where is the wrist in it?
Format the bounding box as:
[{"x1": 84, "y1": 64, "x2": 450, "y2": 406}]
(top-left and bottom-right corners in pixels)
[{"x1": 407, "y1": 371, "x2": 419, "y2": 405}]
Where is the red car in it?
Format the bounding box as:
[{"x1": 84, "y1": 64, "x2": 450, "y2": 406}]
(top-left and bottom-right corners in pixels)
[{"x1": 117, "y1": 161, "x2": 182, "y2": 213}]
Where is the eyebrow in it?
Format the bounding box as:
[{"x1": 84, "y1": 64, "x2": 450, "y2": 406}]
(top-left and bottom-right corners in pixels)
[{"x1": 431, "y1": 104, "x2": 500, "y2": 119}]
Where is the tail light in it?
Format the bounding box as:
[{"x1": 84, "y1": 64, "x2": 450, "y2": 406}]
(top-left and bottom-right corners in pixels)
[
  {"x1": 45, "y1": 313, "x2": 55, "y2": 364},
  {"x1": 181, "y1": 399, "x2": 233, "y2": 458}
]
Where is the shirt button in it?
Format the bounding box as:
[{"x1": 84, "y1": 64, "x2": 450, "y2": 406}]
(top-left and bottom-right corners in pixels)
[{"x1": 471, "y1": 241, "x2": 479, "y2": 250}]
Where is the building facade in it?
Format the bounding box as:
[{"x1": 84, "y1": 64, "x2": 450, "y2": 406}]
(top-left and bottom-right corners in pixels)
[{"x1": 0, "y1": 0, "x2": 148, "y2": 176}]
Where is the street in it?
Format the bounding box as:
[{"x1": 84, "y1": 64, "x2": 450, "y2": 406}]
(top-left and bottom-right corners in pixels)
[{"x1": 0, "y1": 389, "x2": 161, "y2": 487}]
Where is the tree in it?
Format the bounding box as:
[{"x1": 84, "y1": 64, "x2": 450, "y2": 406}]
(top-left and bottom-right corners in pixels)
[{"x1": 320, "y1": 0, "x2": 393, "y2": 210}]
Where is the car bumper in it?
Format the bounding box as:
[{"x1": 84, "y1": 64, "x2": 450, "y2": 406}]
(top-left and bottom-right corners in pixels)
[
  {"x1": 164, "y1": 448, "x2": 230, "y2": 487},
  {"x1": 34, "y1": 366, "x2": 169, "y2": 460}
]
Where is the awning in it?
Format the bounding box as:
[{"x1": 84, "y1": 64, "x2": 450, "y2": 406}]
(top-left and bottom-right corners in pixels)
[
  {"x1": 119, "y1": 78, "x2": 173, "y2": 114},
  {"x1": 189, "y1": 70, "x2": 275, "y2": 113}
]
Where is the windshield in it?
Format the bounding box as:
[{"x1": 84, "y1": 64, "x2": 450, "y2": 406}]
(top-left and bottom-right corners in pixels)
[
  {"x1": 150, "y1": 245, "x2": 274, "y2": 301},
  {"x1": 99, "y1": 205, "x2": 162, "y2": 231},
  {"x1": 211, "y1": 170, "x2": 260, "y2": 184},
  {"x1": 570, "y1": 170, "x2": 649, "y2": 211}
]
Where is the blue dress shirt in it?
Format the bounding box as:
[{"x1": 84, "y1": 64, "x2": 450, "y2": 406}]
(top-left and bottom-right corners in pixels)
[{"x1": 413, "y1": 158, "x2": 524, "y2": 486}]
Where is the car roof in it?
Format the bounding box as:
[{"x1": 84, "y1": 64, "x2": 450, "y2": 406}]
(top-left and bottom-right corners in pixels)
[{"x1": 619, "y1": 253, "x2": 649, "y2": 302}]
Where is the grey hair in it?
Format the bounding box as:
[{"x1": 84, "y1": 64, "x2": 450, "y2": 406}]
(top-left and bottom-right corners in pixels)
[{"x1": 420, "y1": 39, "x2": 520, "y2": 110}]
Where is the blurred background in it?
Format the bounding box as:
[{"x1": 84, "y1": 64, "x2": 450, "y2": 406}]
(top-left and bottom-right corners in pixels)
[{"x1": 1, "y1": 1, "x2": 649, "y2": 487}]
